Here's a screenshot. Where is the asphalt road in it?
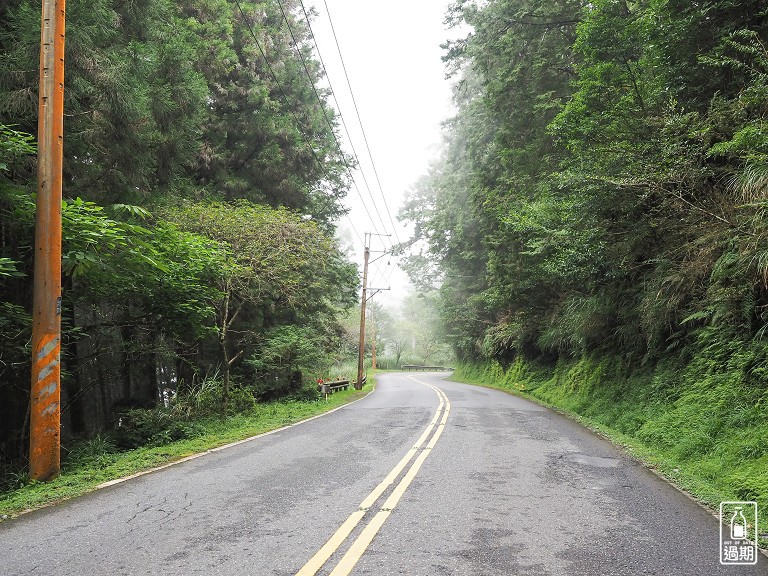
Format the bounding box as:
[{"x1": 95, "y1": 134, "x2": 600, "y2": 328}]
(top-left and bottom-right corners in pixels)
[{"x1": 2, "y1": 372, "x2": 765, "y2": 575}]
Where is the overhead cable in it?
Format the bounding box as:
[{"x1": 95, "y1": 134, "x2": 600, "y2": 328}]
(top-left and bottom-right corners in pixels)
[
  {"x1": 274, "y1": 0, "x2": 385, "y2": 237},
  {"x1": 231, "y1": 0, "x2": 367, "y2": 238},
  {"x1": 320, "y1": 0, "x2": 403, "y2": 247}
]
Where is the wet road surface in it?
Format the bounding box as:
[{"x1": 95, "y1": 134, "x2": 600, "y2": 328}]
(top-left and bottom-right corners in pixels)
[{"x1": 2, "y1": 372, "x2": 765, "y2": 575}]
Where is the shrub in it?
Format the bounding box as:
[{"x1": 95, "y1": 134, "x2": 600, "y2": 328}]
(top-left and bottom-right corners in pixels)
[
  {"x1": 174, "y1": 374, "x2": 256, "y2": 415},
  {"x1": 290, "y1": 384, "x2": 321, "y2": 402},
  {"x1": 113, "y1": 408, "x2": 204, "y2": 450},
  {"x1": 64, "y1": 435, "x2": 117, "y2": 468}
]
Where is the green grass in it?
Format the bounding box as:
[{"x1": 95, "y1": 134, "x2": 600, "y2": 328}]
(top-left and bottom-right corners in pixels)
[
  {"x1": 0, "y1": 381, "x2": 373, "y2": 520},
  {"x1": 453, "y1": 355, "x2": 768, "y2": 548}
]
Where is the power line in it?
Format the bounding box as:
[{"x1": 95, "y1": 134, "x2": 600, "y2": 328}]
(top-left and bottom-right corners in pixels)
[
  {"x1": 231, "y1": 0, "x2": 362, "y2": 236},
  {"x1": 273, "y1": 0, "x2": 386, "y2": 238},
  {"x1": 231, "y1": 0, "x2": 387, "y2": 260},
  {"x1": 368, "y1": 239, "x2": 396, "y2": 292},
  {"x1": 297, "y1": 0, "x2": 394, "y2": 249},
  {"x1": 344, "y1": 213, "x2": 364, "y2": 245},
  {"x1": 320, "y1": 0, "x2": 403, "y2": 247},
  {"x1": 232, "y1": 0, "x2": 321, "y2": 168}
]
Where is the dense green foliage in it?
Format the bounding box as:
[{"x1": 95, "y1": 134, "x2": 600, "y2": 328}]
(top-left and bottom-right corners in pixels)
[
  {"x1": 0, "y1": 0, "x2": 359, "y2": 475},
  {"x1": 403, "y1": 0, "x2": 768, "y2": 370},
  {"x1": 401, "y1": 0, "x2": 768, "y2": 520},
  {"x1": 0, "y1": 0, "x2": 349, "y2": 216}
]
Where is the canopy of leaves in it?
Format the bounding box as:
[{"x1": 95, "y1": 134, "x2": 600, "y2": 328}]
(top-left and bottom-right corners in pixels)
[
  {"x1": 0, "y1": 0, "x2": 349, "y2": 224},
  {"x1": 402, "y1": 0, "x2": 768, "y2": 372},
  {"x1": 0, "y1": 0, "x2": 361, "y2": 462}
]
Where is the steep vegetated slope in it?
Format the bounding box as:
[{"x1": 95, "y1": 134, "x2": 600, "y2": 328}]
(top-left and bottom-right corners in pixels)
[{"x1": 401, "y1": 0, "x2": 768, "y2": 520}]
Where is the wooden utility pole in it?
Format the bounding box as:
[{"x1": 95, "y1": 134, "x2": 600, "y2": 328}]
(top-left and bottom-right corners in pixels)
[
  {"x1": 355, "y1": 234, "x2": 370, "y2": 390},
  {"x1": 30, "y1": 0, "x2": 66, "y2": 481},
  {"x1": 370, "y1": 304, "x2": 377, "y2": 370}
]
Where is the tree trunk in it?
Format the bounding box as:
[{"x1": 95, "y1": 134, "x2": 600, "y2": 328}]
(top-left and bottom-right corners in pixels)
[
  {"x1": 63, "y1": 302, "x2": 86, "y2": 435},
  {"x1": 175, "y1": 341, "x2": 197, "y2": 393},
  {"x1": 141, "y1": 334, "x2": 158, "y2": 409},
  {"x1": 219, "y1": 290, "x2": 231, "y2": 412},
  {"x1": 120, "y1": 324, "x2": 133, "y2": 403},
  {"x1": 220, "y1": 333, "x2": 230, "y2": 411}
]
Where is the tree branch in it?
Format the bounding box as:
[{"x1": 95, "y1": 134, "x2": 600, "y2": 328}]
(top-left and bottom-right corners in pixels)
[{"x1": 228, "y1": 348, "x2": 245, "y2": 365}]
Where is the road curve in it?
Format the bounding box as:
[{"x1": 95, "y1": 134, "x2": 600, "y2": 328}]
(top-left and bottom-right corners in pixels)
[{"x1": 1, "y1": 372, "x2": 765, "y2": 575}]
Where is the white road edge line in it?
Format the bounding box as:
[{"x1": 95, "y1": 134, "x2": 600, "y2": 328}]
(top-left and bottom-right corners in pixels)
[{"x1": 89, "y1": 383, "x2": 377, "y2": 491}]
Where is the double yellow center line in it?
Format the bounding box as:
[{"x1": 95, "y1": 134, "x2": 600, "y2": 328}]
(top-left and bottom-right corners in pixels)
[{"x1": 296, "y1": 378, "x2": 451, "y2": 576}]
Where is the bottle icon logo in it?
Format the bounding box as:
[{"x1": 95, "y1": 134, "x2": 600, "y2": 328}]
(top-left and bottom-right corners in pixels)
[
  {"x1": 720, "y1": 501, "x2": 758, "y2": 565},
  {"x1": 731, "y1": 507, "x2": 747, "y2": 540}
]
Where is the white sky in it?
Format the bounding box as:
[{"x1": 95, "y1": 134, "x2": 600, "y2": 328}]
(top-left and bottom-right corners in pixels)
[{"x1": 306, "y1": 0, "x2": 461, "y2": 309}]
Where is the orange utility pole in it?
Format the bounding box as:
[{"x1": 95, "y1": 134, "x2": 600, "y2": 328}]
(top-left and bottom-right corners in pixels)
[
  {"x1": 355, "y1": 234, "x2": 370, "y2": 390},
  {"x1": 30, "y1": 0, "x2": 66, "y2": 481}
]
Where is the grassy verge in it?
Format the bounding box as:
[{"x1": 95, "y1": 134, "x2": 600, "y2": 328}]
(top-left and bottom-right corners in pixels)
[
  {"x1": 452, "y1": 356, "x2": 768, "y2": 547},
  {"x1": 0, "y1": 381, "x2": 373, "y2": 520}
]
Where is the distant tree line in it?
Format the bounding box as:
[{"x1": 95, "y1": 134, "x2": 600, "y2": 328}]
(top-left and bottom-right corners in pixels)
[
  {"x1": 0, "y1": 0, "x2": 358, "y2": 467},
  {"x1": 335, "y1": 294, "x2": 454, "y2": 371},
  {"x1": 402, "y1": 0, "x2": 768, "y2": 374}
]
